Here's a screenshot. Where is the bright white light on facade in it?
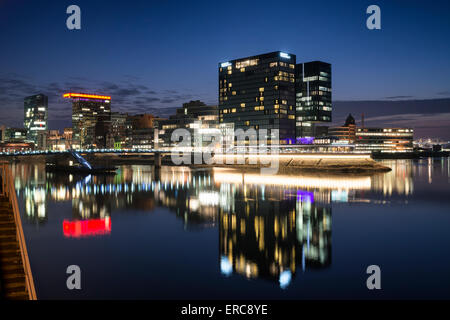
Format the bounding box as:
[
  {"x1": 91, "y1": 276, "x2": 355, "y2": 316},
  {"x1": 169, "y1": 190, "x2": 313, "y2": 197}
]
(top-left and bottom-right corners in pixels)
[
  {"x1": 221, "y1": 62, "x2": 232, "y2": 68},
  {"x1": 280, "y1": 52, "x2": 291, "y2": 59}
]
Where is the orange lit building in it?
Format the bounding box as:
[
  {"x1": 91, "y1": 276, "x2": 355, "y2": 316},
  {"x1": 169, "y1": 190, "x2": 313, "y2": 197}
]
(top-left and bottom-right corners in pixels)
[
  {"x1": 328, "y1": 114, "x2": 356, "y2": 143},
  {"x1": 355, "y1": 127, "x2": 414, "y2": 153},
  {"x1": 63, "y1": 93, "x2": 111, "y2": 149}
]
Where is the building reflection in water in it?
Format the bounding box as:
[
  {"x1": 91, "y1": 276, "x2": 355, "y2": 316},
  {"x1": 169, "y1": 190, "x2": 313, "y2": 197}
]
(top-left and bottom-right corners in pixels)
[
  {"x1": 11, "y1": 161, "x2": 417, "y2": 286},
  {"x1": 215, "y1": 170, "x2": 332, "y2": 289},
  {"x1": 370, "y1": 160, "x2": 414, "y2": 197}
]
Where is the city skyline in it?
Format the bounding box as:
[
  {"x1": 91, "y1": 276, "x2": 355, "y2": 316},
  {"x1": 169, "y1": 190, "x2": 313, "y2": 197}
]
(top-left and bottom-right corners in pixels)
[
  {"x1": 1, "y1": 0, "x2": 450, "y2": 139},
  {"x1": 1, "y1": 0, "x2": 450, "y2": 303}
]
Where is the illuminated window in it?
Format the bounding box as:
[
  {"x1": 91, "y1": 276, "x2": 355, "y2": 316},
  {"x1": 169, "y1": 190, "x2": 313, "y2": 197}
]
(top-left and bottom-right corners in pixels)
[
  {"x1": 235, "y1": 59, "x2": 259, "y2": 69},
  {"x1": 303, "y1": 76, "x2": 318, "y2": 82},
  {"x1": 259, "y1": 87, "x2": 264, "y2": 92}
]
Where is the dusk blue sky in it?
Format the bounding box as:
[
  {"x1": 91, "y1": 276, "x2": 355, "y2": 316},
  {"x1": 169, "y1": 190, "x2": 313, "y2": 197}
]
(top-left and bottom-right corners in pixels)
[{"x1": 1, "y1": 0, "x2": 450, "y2": 138}]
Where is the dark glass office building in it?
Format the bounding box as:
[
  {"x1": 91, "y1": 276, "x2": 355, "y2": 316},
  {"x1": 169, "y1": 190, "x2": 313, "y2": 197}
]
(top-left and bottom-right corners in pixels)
[
  {"x1": 63, "y1": 93, "x2": 111, "y2": 149},
  {"x1": 24, "y1": 94, "x2": 48, "y2": 144},
  {"x1": 295, "y1": 61, "x2": 332, "y2": 138},
  {"x1": 219, "y1": 51, "x2": 297, "y2": 144}
]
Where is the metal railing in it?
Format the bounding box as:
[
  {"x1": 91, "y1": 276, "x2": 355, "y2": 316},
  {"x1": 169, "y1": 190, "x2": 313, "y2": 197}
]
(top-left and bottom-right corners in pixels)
[{"x1": 0, "y1": 161, "x2": 37, "y2": 300}]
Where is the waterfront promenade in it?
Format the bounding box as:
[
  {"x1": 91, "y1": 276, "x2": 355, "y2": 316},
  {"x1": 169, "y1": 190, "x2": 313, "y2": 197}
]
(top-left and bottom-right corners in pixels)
[{"x1": 0, "y1": 161, "x2": 36, "y2": 300}]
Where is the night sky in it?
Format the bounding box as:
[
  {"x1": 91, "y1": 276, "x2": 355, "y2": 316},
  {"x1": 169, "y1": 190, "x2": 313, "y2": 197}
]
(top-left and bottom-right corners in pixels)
[{"x1": 1, "y1": 0, "x2": 449, "y2": 138}]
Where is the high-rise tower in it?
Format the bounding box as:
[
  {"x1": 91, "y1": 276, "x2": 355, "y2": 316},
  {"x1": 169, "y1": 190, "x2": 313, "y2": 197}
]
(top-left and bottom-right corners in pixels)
[
  {"x1": 63, "y1": 93, "x2": 111, "y2": 149},
  {"x1": 24, "y1": 94, "x2": 48, "y2": 144}
]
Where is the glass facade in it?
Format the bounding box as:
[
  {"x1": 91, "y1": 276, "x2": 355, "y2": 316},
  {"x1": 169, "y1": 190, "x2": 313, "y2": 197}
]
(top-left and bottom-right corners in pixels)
[
  {"x1": 295, "y1": 61, "x2": 332, "y2": 138},
  {"x1": 156, "y1": 100, "x2": 220, "y2": 148},
  {"x1": 24, "y1": 94, "x2": 48, "y2": 145},
  {"x1": 67, "y1": 94, "x2": 111, "y2": 149},
  {"x1": 355, "y1": 128, "x2": 414, "y2": 153},
  {"x1": 219, "y1": 51, "x2": 297, "y2": 144}
]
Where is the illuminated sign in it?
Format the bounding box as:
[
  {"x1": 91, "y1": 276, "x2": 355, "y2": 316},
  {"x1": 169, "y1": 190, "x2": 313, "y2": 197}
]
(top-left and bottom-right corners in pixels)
[
  {"x1": 63, "y1": 93, "x2": 111, "y2": 100},
  {"x1": 63, "y1": 218, "x2": 111, "y2": 238},
  {"x1": 279, "y1": 52, "x2": 291, "y2": 59},
  {"x1": 297, "y1": 137, "x2": 314, "y2": 145},
  {"x1": 220, "y1": 62, "x2": 232, "y2": 68}
]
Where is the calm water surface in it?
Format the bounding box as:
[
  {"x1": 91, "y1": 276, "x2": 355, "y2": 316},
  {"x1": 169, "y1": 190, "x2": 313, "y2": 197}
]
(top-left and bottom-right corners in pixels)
[{"x1": 12, "y1": 158, "x2": 450, "y2": 299}]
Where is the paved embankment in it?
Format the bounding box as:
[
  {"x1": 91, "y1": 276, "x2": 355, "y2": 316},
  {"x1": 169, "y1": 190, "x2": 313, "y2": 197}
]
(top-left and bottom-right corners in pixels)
[
  {"x1": 0, "y1": 162, "x2": 36, "y2": 300},
  {"x1": 0, "y1": 196, "x2": 29, "y2": 300},
  {"x1": 206, "y1": 154, "x2": 391, "y2": 174}
]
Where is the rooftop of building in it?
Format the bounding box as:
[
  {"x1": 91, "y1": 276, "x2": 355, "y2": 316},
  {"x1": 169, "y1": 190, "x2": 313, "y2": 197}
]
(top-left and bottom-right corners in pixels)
[{"x1": 219, "y1": 51, "x2": 296, "y2": 66}]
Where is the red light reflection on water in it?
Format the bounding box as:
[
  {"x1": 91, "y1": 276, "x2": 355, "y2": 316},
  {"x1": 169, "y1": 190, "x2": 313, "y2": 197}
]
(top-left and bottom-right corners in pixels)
[{"x1": 63, "y1": 217, "x2": 111, "y2": 238}]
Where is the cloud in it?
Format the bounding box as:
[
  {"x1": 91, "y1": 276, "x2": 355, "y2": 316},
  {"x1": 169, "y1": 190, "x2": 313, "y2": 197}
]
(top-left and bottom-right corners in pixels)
[
  {"x1": 383, "y1": 95, "x2": 414, "y2": 100},
  {"x1": 116, "y1": 88, "x2": 141, "y2": 96},
  {"x1": 363, "y1": 112, "x2": 450, "y2": 126},
  {"x1": 100, "y1": 82, "x2": 119, "y2": 91},
  {"x1": 362, "y1": 113, "x2": 450, "y2": 140},
  {"x1": 134, "y1": 97, "x2": 160, "y2": 104},
  {"x1": 331, "y1": 99, "x2": 450, "y2": 139},
  {"x1": 3, "y1": 73, "x2": 446, "y2": 139},
  {"x1": 0, "y1": 73, "x2": 205, "y2": 129},
  {"x1": 160, "y1": 98, "x2": 176, "y2": 104}
]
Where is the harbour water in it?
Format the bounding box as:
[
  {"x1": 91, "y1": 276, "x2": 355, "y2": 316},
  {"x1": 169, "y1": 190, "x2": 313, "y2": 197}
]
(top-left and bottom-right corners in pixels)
[{"x1": 11, "y1": 158, "x2": 450, "y2": 299}]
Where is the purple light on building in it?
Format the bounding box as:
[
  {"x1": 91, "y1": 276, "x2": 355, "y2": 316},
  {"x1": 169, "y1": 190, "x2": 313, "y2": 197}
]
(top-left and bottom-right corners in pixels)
[{"x1": 297, "y1": 137, "x2": 314, "y2": 145}]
